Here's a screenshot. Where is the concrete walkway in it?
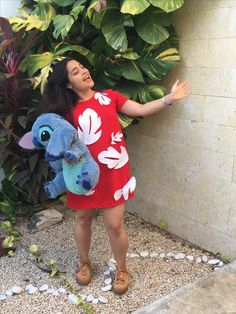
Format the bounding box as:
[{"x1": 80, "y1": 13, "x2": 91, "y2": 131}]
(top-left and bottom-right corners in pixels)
[{"x1": 133, "y1": 261, "x2": 236, "y2": 314}]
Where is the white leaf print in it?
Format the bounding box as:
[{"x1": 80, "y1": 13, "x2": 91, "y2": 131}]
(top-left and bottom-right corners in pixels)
[
  {"x1": 114, "y1": 177, "x2": 136, "y2": 201},
  {"x1": 94, "y1": 92, "x2": 111, "y2": 105},
  {"x1": 111, "y1": 131, "x2": 123, "y2": 144},
  {"x1": 85, "y1": 190, "x2": 95, "y2": 196},
  {"x1": 78, "y1": 108, "x2": 102, "y2": 145},
  {"x1": 98, "y1": 146, "x2": 129, "y2": 169}
]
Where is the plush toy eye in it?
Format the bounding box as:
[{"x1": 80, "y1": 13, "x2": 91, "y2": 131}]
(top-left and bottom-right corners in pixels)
[{"x1": 38, "y1": 126, "x2": 53, "y2": 144}]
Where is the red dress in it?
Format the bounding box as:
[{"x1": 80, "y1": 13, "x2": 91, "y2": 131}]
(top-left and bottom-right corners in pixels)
[{"x1": 66, "y1": 89, "x2": 136, "y2": 210}]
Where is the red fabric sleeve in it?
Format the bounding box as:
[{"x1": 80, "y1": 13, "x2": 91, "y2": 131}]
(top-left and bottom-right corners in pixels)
[{"x1": 109, "y1": 89, "x2": 129, "y2": 112}]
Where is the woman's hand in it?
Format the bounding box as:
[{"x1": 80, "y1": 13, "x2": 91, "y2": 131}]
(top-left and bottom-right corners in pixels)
[{"x1": 167, "y1": 79, "x2": 190, "y2": 103}]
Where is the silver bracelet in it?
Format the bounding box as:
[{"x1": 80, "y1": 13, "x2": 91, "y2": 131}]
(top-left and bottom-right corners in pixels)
[{"x1": 160, "y1": 95, "x2": 171, "y2": 106}]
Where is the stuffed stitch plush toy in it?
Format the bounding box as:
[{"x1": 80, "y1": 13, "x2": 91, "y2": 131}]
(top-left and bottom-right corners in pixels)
[{"x1": 19, "y1": 113, "x2": 100, "y2": 199}]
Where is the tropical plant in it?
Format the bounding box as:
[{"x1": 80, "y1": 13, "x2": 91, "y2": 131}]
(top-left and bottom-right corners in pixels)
[{"x1": 10, "y1": 0, "x2": 184, "y2": 127}]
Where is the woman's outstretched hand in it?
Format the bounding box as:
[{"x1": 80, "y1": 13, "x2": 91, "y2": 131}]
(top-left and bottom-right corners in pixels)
[{"x1": 168, "y1": 79, "x2": 190, "y2": 103}]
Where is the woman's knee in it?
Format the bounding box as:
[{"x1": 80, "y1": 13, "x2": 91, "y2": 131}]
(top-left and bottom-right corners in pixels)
[
  {"x1": 75, "y1": 209, "x2": 95, "y2": 227},
  {"x1": 105, "y1": 220, "x2": 124, "y2": 236}
]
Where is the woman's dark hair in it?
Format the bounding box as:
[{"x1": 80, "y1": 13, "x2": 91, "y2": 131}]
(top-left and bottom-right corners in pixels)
[{"x1": 39, "y1": 57, "x2": 79, "y2": 117}]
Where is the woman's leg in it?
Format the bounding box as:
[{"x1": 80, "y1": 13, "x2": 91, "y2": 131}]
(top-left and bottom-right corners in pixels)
[
  {"x1": 102, "y1": 203, "x2": 128, "y2": 270},
  {"x1": 103, "y1": 203, "x2": 130, "y2": 294},
  {"x1": 74, "y1": 208, "x2": 96, "y2": 285}
]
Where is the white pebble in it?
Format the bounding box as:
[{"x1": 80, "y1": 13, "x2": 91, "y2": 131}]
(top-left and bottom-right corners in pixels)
[
  {"x1": 150, "y1": 252, "x2": 159, "y2": 258},
  {"x1": 128, "y1": 253, "x2": 139, "y2": 258},
  {"x1": 108, "y1": 257, "x2": 116, "y2": 264},
  {"x1": 52, "y1": 290, "x2": 60, "y2": 297},
  {"x1": 25, "y1": 284, "x2": 33, "y2": 291},
  {"x1": 202, "y1": 255, "x2": 208, "y2": 263},
  {"x1": 39, "y1": 284, "x2": 49, "y2": 292},
  {"x1": 58, "y1": 287, "x2": 66, "y2": 294},
  {"x1": 186, "y1": 255, "x2": 194, "y2": 262},
  {"x1": 80, "y1": 294, "x2": 87, "y2": 301},
  {"x1": 196, "y1": 257, "x2": 202, "y2": 264},
  {"x1": 174, "y1": 253, "x2": 185, "y2": 260},
  {"x1": 92, "y1": 298, "x2": 99, "y2": 304},
  {"x1": 0, "y1": 294, "x2": 7, "y2": 301},
  {"x1": 214, "y1": 267, "x2": 221, "y2": 271},
  {"x1": 28, "y1": 286, "x2": 38, "y2": 294},
  {"x1": 12, "y1": 286, "x2": 23, "y2": 294},
  {"x1": 208, "y1": 259, "x2": 220, "y2": 265},
  {"x1": 68, "y1": 294, "x2": 79, "y2": 304},
  {"x1": 218, "y1": 261, "x2": 224, "y2": 267},
  {"x1": 98, "y1": 296, "x2": 108, "y2": 304},
  {"x1": 107, "y1": 261, "x2": 116, "y2": 268},
  {"x1": 166, "y1": 252, "x2": 175, "y2": 258},
  {"x1": 101, "y1": 284, "x2": 112, "y2": 292},
  {"x1": 5, "y1": 289, "x2": 13, "y2": 297},
  {"x1": 104, "y1": 277, "x2": 112, "y2": 285},
  {"x1": 109, "y1": 265, "x2": 116, "y2": 272},
  {"x1": 86, "y1": 294, "x2": 94, "y2": 302},
  {"x1": 139, "y1": 251, "x2": 149, "y2": 258},
  {"x1": 46, "y1": 288, "x2": 55, "y2": 294},
  {"x1": 104, "y1": 270, "x2": 110, "y2": 276},
  {"x1": 160, "y1": 253, "x2": 166, "y2": 258}
]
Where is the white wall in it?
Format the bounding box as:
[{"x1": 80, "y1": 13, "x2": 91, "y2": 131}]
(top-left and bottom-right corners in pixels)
[
  {"x1": 0, "y1": 0, "x2": 21, "y2": 18},
  {"x1": 127, "y1": 0, "x2": 236, "y2": 259}
]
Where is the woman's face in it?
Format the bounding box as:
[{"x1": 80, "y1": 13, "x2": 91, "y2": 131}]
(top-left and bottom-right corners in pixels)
[{"x1": 66, "y1": 60, "x2": 94, "y2": 92}]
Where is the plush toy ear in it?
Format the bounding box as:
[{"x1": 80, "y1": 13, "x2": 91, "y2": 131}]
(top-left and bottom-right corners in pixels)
[{"x1": 18, "y1": 132, "x2": 36, "y2": 150}]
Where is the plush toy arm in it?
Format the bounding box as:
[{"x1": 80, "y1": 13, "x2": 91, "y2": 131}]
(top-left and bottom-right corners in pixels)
[
  {"x1": 64, "y1": 139, "x2": 88, "y2": 162},
  {"x1": 44, "y1": 170, "x2": 67, "y2": 198},
  {"x1": 48, "y1": 160, "x2": 63, "y2": 174}
]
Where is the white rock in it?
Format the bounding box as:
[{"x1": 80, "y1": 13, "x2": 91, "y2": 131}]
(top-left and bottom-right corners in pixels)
[
  {"x1": 218, "y1": 261, "x2": 224, "y2": 267},
  {"x1": 139, "y1": 251, "x2": 149, "y2": 258},
  {"x1": 39, "y1": 284, "x2": 48, "y2": 292},
  {"x1": 160, "y1": 253, "x2": 166, "y2": 258},
  {"x1": 128, "y1": 253, "x2": 139, "y2": 258},
  {"x1": 0, "y1": 294, "x2": 7, "y2": 301},
  {"x1": 208, "y1": 259, "x2": 220, "y2": 265},
  {"x1": 186, "y1": 255, "x2": 194, "y2": 262},
  {"x1": 46, "y1": 288, "x2": 55, "y2": 294},
  {"x1": 28, "y1": 286, "x2": 38, "y2": 294},
  {"x1": 108, "y1": 257, "x2": 116, "y2": 264},
  {"x1": 12, "y1": 286, "x2": 23, "y2": 294},
  {"x1": 150, "y1": 252, "x2": 159, "y2": 258},
  {"x1": 104, "y1": 270, "x2": 110, "y2": 276},
  {"x1": 107, "y1": 261, "x2": 116, "y2": 268},
  {"x1": 166, "y1": 252, "x2": 175, "y2": 258},
  {"x1": 174, "y1": 253, "x2": 185, "y2": 260},
  {"x1": 98, "y1": 296, "x2": 108, "y2": 304},
  {"x1": 52, "y1": 290, "x2": 60, "y2": 297},
  {"x1": 196, "y1": 257, "x2": 202, "y2": 264},
  {"x1": 25, "y1": 284, "x2": 33, "y2": 291},
  {"x1": 202, "y1": 255, "x2": 208, "y2": 263},
  {"x1": 214, "y1": 267, "x2": 221, "y2": 271},
  {"x1": 104, "y1": 277, "x2": 112, "y2": 285},
  {"x1": 86, "y1": 294, "x2": 94, "y2": 302},
  {"x1": 58, "y1": 287, "x2": 66, "y2": 294},
  {"x1": 109, "y1": 265, "x2": 116, "y2": 272},
  {"x1": 68, "y1": 294, "x2": 79, "y2": 304},
  {"x1": 92, "y1": 298, "x2": 99, "y2": 304},
  {"x1": 5, "y1": 289, "x2": 13, "y2": 297},
  {"x1": 101, "y1": 284, "x2": 112, "y2": 292}
]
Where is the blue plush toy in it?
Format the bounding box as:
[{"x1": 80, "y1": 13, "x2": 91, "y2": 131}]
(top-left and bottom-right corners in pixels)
[{"x1": 19, "y1": 113, "x2": 100, "y2": 199}]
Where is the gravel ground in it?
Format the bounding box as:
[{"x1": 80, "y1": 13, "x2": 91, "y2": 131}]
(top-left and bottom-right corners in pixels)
[{"x1": 0, "y1": 203, "x2": 218, "y2": 314}]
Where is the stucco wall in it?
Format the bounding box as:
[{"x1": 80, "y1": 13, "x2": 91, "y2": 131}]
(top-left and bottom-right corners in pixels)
[{"x1": 126, "y1": 0, "x2": 236, "y2": 259}]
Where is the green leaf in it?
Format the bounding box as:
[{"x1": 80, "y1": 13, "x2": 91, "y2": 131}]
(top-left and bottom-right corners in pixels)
[
  {"x1": 53, "y1": 14, "x2": 75, "y2": 39},
  {"x1": 52, "y1": 0, "x2": 76, "y2": 6},
  {"x1": 121, "y1": 51, "x2": 140, "y2": 60},
  {"x1": 70, "y1": 2, "x2": 85, "y2": 19},
  {"x1": 118, "y1": 113, "x2": 134, "y2": 129},
  {"x1": 51, "y1": 268, "x2": 59, "y2": 277},
  {"x1": 138, "y1": 84, "x2": 166, "y2": 103},
  {"x1": 120, "y1": 0, "x2": 150, "y2": 15},
  {"x1": 3, "y1": 236, "x2": 14, "y2": 248},
  {"x1": 17, "y1": 116, "x2": 27, "y2": 129},
  {"x1": 29, "y1": 244, "x2": 38, "y2": 253},
  {"x1": 101, "y1": 10, "x2": 128, "y2": 52},
  {"x1": 134, "y1": 8, "x2": 169, "y2": 44},
  {"x1": 121, "y1": 61, "x2": 144, "y2": 83},
  {"x1": 21, "y1": 52, "x2": 54, "y2": 76},
  {"x1": 149, "y1": 0, "x2": 184, "y2": 13},
  {"x1": 29, "y1": 153, "x2": 39, "y2": 173}
]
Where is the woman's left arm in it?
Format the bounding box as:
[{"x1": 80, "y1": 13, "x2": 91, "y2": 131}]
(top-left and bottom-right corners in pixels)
[{"x1": 120, "y1": 79, "x2": 190, "y2": 117}]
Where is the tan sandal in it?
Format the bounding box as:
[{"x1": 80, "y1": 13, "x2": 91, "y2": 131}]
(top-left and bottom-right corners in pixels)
[
  {"x1": 113, "y1": 269, "x2": 129, "y2": 294},
  {"x1": 76, "y1": 261, "x2": 92, "y2": 285}
]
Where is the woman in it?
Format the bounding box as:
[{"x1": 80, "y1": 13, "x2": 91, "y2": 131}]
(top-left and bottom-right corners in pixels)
[{"x1": 41, "y1": 58, "x2": 190, "y2": 294}]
